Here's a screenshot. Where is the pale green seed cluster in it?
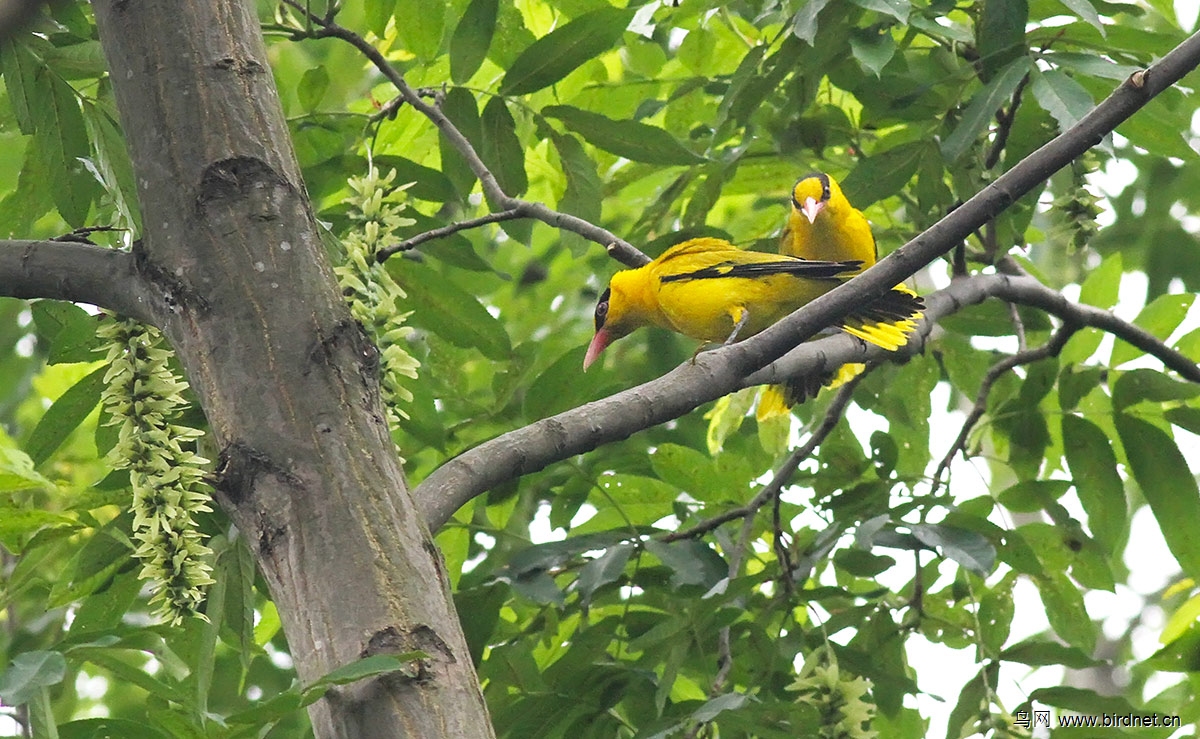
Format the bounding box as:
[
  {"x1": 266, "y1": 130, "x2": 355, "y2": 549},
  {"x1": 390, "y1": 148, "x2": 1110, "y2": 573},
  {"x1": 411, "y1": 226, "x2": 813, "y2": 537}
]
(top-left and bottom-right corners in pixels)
[
  {"x1": 98, "y1": 315, "x2": 215, "y2": 625},
  {"x1": 334, "y1": 166, "x2": 420, "y2": 427},
  {"x1": 790, "y1": 652, "x2": 878, "y2": 739}
]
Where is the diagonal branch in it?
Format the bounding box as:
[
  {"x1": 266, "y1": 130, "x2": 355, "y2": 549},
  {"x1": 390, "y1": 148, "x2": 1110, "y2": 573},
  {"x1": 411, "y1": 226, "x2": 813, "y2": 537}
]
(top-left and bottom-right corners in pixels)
[
  {"x1": 413, "y1": 29, "x2": 1200, "y2": 531},
  {"x1": 276, "y1": 1, "x2": 649, "y2": 268},
  {"x1": 728, "y1": 32, "x2": 1200, "y2": 385},
  {"x1": 0, "y1": 240, "x2": 153, "y2": 322},
  {"x1": 377, "y1": 208, "x2": 524, "y2": 258},
  {"x1": 418, "y1": 268, "x2": 1200, "y2": 531},
  {"x1": 745, "y1": 272, "x2": 1200, "y2": 389}
]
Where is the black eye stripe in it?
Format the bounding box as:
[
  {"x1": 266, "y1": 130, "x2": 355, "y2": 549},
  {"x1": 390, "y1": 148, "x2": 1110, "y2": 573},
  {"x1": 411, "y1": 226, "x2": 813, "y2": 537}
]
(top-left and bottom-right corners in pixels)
[
  {"x1": 594, "y1": 287, "x2": 612, "y2": 331},
  {"x1": 792, "y1": 172, "x2": 832, "y2": 208}
]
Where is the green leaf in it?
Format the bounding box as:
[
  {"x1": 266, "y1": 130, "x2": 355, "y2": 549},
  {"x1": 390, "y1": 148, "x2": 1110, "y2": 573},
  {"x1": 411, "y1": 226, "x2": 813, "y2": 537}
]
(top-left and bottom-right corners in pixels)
[
  {"x1": 945, "y1": 664, "x2": 996, "y2": 739},
  {"x1": 691, "y1": 691, "x2": 752, "y2": 722},
  {"x1": 389, "y1": 261, "x2": 513, "y2": 361},
  {"x1": 1111, "y1": 292, "x2": 1194, "y2": 366},
  {"x1": 59, "y1": 718, "x2": 172, "y2": 739},
  {"x1": 365, "y1": 0, "x2": 397, "y2": 37},
  {"x1": 552, "y1": 131, "x2": 602, "y2": 226},
  {"x1": 297, "y1": 66, "x2": 330, "y2": 113},
  {"x1": 941, "y1": 58, "x2": 1031, "y2": 162},
  {"x1": 438, "y1": 87, "x2": 482, "y2": 199},
  {"x1": 544, "y1": 105, "x2": 703, "y2": 165},
  {"x1": 1112, "y1": 368, "x2": 1200, "y2": 411},
  {"x1": 0, "y1": 38, "x2": 40, "y2": 134},
  {"x1": 34, "y1": 70, "x2": 97, "y2": 226},
  {"x1": 502, "y1": 530, "x2": 633, "y2": 578},
  {"x1": 31, "y1": 300, "x2": 100, "y2": 365},
  {"x1": 24, "y1": 364, "x2": 105, "y2": 467},
  {"x1": 849, "y1": 26, "x2": 896, "y2": 77},
  {"x1": 0, "y1": 650, "x2": 66, "y2": 705},
  {"x1": 1029, "y1": 686, "x2": 1138, "y2": 715},
  {"x1": 909, "y1": 523, "x2": 995, "y2": 576},
  {"x1": 996, "y1": 480, "x2": 1071, "y2": 513},
  {"x1": 849, "y1": 0, "x2": 910, "y2": 22},
  {"x1": 303, "y1": 653, "x2": 427, "y2": 705},
  {"x1": 1165, "y1": 406, "x2": 1200, "y2": 436},
  {"x1": 1030, "y1": 69, "x2": 1093, "y2": 133},
  {"x1": 66, "y1": 569, "x2": 142, "y2": 637},
  {"x1": 792, "y1": 0, "x2": 832, "y2": 44},
  {"x1": 1078, "y1": 251, "x2": 1121, "y2": 309},
  {"x1": 1117, "y1": 96, "x2": 1197, "y2": 160},
  {"x1": 577, "y1": 543, "x2": 632, "y2": 601},
  {"x1": 82, "y1": 101, "x2": 142, "y2": 231},
  {"x1": 1000, "y1": 638, "x2": 1099, "y2": 668},
  {"x1": 499, "y1": 7, "x2": 633, "y2": 95},
  {"x1": 1057, "y1": 0, "x2": 1105, "y2": 36},
  {"x1": 1036, "y1": 571, "x2": 1095, "y2": 653},
  {"x1": 523, "y1": 346, "x2": 610, "y2": 421},
  {"x1": 1117, "y1": 414, "x2": 1200, "y2": 579},
  {"x1": 841, "y1": 141, "x2": 925, "y2": 207},
  {"x1": 48, "y1": 525, "x2": 132, "y2": 607},
  {"x1": 372, "y1": 155, "x2": 458, "y2": 203},
  {"x1": 977, "y1": 571, "x2": 1015, "y2": 654},
  {"x1": 976, "y1": 0, "x2": 1028, "y2": 81},
  {"x1": 394, "y1": 0, "x2": 445, "y2": 61},
  {"x1": 480, "y1": 97, "x2": 528, "y2": 198},
  {"x1": 1062, "y1": 415, "x2": 1127, "y2": 548},
  {"x1": 450, "y1": 0, "x2": 498, "y2": 83},
  {"x1": 643, "y1": 539, "x2": 727, "y2": 589},
  {"x1": 0, "y1": 508, "x2": 76, "y2": 552},
  {"x1": 1047, "y1": 51, "x2": 1140, "y2": 81},
  {"x1": 650, "y1": 443, "x2": 714, "y2": 497}
]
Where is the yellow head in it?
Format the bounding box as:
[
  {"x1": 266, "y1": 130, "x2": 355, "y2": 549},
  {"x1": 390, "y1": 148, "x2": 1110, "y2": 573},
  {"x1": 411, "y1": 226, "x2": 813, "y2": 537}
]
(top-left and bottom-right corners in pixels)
[
  {"x1": 583, "y1": 268, "x2": 658, "y2": 370},
  {"x1": 791, "y1": 171, "x2": 843, "y2": 224}
]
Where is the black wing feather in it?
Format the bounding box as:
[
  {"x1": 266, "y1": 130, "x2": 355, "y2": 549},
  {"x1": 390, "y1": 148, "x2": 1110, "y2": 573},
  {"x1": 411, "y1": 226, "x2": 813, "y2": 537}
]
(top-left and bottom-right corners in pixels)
[{"x1": 662, "y1": 258, "x2": 862, "y2": 283}]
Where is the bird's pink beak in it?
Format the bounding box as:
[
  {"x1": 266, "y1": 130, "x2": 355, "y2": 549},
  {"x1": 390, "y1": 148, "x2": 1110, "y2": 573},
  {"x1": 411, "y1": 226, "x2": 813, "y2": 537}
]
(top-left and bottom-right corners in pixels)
[
  {"x1": 801, "y1": 196, "x2": 825, "y2": 224},
  {"x1": 583, "y1": 328, "x2": 613, "y2": 371}
]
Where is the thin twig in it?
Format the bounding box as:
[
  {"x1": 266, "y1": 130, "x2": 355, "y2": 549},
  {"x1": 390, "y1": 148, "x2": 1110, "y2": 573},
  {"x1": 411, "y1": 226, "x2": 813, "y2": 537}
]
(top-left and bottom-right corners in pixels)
[
  {"x1": 377, "y1": 207, "x2": 525, "y2": 258},
  {"x1": 1007, "y1": 301, "x2": 1027, "y2": 351},
  {"x1": 276, "y1": 0, "x2": 648, "y2": 267},
  {"x1": 666, "y1": 375, "x2": 865, "y2": 547},
  {"x1": 985, "y1": 72, "x2": 1032, "y2": 170},
  {"x1": 931, "y1": 321, "x2": 1079, "y2": 491},
  {"x1": 702, "y1": 374, "x2": 864, "y2": 700}
]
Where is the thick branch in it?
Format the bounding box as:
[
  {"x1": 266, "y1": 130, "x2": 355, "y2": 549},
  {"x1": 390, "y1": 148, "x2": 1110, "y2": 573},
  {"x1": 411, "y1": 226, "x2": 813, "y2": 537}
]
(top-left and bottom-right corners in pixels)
[
  {"x1": 415, "y1": 29, "x2": 1200, "y2": 530},
  {"x1": 418, "y1": 267, "x2": 1200, "y2": 531},
  {"x1": 0, "y1": 240, "x2": 153, "y2": 322},
  {"x1": 747, "y1": 272, "x2": 1200, "y2": 388},
  {"x1": 726, "y1": 32, "x2": 1200, "y2": 383}
]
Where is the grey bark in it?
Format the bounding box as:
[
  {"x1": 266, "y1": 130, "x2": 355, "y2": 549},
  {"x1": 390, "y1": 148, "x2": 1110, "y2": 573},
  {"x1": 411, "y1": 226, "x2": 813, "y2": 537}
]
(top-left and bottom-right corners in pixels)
[{"x1": 88, "y1": 1, "x2": 495, "y2": 736}]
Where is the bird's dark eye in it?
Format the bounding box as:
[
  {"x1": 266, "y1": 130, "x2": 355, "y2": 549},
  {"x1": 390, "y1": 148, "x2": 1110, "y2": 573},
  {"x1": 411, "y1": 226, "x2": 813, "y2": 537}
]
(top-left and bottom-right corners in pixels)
[{"x1": 594, "y1": 288, "x2": 611, "y2": 331}]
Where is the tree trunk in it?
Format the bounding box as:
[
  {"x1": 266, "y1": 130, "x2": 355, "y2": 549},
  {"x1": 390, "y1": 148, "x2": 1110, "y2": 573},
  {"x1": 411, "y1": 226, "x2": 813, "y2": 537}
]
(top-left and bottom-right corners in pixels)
[{"x1": 90, "y1": 1, "x2": 494, "y2": 736}]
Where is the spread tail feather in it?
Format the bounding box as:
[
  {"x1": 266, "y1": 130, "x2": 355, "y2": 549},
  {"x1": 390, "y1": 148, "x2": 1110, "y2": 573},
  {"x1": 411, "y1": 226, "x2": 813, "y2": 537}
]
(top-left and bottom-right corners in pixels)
[{"x1": 838, "y1": 287, "x2": 924, "y2": 351}]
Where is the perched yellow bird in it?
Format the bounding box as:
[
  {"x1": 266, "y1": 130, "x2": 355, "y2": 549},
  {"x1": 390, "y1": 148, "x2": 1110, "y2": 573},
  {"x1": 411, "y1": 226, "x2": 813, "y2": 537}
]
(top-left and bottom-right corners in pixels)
[
  {"x1": 758, "y1": 172, "x2": 887, "y2": 413},
  {"x1": 583, "y1": 237, "x2": 923, "y2": 371},
  {"x1": 780, "y1": 172, "x2": 876, "y2": 266}
]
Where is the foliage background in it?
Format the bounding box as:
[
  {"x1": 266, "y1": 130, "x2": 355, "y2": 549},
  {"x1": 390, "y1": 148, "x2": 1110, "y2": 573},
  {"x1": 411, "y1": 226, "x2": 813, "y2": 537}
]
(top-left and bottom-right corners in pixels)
[{"x1": 3, "y1": 0, "x2": 1200, "y2": 736}]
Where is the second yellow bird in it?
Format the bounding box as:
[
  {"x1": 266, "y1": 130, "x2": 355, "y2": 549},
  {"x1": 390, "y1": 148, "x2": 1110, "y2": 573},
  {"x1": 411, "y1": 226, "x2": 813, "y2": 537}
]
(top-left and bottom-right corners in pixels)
[
  {"x1": 584, "y1": 237, "x2": 922, "y2": 370},
  {"x1": 781, "y1": 172, "x2": 876, "y2": 266}
]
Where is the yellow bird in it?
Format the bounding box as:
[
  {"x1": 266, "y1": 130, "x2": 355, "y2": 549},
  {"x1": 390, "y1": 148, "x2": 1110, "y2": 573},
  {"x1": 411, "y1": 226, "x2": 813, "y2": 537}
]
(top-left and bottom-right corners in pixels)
[
  {"x1": 583, "y1": 237, "x2": 922, "y2": 371},
  {"x1": 781, "y1": 172, "x2": 876, "y2": 266},
  {"x1": 759, "y1": 172, "x2": 888, "y2": 413}
]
